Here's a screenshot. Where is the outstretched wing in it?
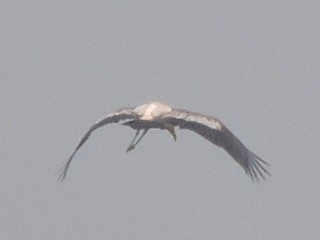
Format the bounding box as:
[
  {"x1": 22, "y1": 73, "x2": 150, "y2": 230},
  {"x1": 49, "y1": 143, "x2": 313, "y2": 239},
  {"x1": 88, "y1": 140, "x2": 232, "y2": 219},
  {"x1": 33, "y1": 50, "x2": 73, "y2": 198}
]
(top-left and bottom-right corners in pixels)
[
  {"x1": 58, "y1": 107, "x2": 136, "y2": 181},
  {"x1": 161, "y1": 109, "x2": 270, "y2": 181}
]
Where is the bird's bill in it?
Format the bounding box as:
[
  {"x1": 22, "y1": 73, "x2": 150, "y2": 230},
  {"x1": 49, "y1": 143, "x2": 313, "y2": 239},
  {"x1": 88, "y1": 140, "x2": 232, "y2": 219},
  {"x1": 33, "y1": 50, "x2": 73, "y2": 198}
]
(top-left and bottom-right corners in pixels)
[{"x1": 165, "y1": 124, "x2": 176, "y2": 141}]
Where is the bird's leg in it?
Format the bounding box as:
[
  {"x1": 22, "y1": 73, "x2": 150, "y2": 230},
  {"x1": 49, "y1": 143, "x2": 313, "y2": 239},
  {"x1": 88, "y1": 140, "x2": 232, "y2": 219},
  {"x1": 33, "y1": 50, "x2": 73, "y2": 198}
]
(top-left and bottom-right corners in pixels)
[
  {"x1": 126, "y1": 129, "x2": 148, "y2": 152},
  {"x1": 126, "y1": 130, "x2": 140, "y2": 152},
  {"x1": 132, "y1": 128, "x2": 148, "y2": 150}
]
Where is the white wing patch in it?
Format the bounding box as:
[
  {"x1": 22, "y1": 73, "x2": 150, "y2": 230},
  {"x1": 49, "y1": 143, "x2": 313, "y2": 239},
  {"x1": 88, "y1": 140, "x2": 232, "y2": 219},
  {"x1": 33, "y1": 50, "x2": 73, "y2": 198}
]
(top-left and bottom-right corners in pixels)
[
  {"x1": 164, "y1": 109, "x2": 223, "y2": 130},
  {"x1": 186, "y1": 114, "x2": 222, "y2": 130},
  {"x1": 103, "y1": 107, "x2": 136, "y2": 120}
]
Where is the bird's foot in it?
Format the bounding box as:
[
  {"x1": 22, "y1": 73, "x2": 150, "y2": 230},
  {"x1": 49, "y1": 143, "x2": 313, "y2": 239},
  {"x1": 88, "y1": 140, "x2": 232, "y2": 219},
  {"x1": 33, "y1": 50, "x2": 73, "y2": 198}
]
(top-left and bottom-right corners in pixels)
[{"x1": 126, "y1": 145, "x2": 135, "y2": 152}]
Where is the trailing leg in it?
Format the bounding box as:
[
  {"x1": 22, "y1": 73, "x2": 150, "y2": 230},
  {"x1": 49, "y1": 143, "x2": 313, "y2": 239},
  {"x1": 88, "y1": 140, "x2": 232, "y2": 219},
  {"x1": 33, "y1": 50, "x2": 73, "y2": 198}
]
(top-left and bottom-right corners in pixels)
[{"x1": 126, "y1": 129, "x2": 148, "y2": 152}]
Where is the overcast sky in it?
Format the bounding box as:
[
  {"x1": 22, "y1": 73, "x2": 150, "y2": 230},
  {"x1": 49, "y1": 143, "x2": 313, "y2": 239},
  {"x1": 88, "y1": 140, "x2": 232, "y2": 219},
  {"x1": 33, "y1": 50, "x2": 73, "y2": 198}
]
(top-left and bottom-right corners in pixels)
[{"x1": 1, "y1": 1, "x2": 320, "y2": 239}]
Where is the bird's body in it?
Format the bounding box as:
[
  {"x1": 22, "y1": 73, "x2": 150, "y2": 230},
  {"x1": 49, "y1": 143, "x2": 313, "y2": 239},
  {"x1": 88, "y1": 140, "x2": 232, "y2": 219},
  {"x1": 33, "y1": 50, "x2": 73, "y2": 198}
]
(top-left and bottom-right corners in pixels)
[
  {"x1": 59, "y1": 101, "x2": 270, "y2": 181},
  {"x1": 134, "y1": 101, "x2": 173, "y2": 120}
]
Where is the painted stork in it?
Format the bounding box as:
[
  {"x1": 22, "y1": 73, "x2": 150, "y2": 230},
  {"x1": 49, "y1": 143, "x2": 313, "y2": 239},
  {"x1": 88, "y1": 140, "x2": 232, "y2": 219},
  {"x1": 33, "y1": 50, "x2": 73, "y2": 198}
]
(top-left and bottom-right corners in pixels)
[{"x1": 59, "y1": 101, "x2": 270, "y2": 181}]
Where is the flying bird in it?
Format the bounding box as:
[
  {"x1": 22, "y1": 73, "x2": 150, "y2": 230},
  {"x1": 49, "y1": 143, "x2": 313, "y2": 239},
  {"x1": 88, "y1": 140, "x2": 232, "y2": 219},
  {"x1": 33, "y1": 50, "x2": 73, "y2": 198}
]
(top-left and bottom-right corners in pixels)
[{"x1": 59, "y1": 101, "x2": 270, "y2": 181}]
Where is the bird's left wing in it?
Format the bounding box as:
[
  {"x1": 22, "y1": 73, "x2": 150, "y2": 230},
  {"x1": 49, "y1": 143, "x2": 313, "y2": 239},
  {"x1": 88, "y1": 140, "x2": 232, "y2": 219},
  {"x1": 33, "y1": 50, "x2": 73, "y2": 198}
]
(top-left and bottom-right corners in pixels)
[{"x1": 58, "y1": 107, "x2": 136, "y2": 181}]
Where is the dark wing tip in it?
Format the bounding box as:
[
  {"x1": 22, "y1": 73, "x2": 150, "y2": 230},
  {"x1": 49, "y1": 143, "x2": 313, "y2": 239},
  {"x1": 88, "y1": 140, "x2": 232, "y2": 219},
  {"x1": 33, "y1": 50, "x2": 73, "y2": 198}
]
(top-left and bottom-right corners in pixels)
[
  {"x1": 57, "y1": 165, "x2": 67, "y2": 182},
  {"x1": 57, "y1": 153, "x2": 75, "y2": 182},
  {"x1": 58, "y1": 108, "x2": 136, "y2": 182},
  {"x1": 245, "y1": 151, "x2": 271, "y2": 182},
  {"x1": 217, "y1": 127, "x2": 271, "y2": 182},
  {"x1": 57, "y1": 126, "x2": 97, "y2": 182}
]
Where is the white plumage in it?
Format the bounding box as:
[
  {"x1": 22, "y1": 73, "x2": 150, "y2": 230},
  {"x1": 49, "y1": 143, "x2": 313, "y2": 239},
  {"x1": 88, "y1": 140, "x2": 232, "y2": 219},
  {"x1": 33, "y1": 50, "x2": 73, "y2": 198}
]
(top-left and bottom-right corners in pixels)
[{"x1": 59, "y1": 101, "x2": 270, "y2": 181}]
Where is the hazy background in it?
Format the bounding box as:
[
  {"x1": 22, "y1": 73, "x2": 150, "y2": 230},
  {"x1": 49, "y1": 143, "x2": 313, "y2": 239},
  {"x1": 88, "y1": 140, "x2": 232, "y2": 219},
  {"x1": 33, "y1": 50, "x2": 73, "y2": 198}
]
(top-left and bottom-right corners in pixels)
[{"x1": 1, "y1": 1, "x2": 320, "y2": 239}]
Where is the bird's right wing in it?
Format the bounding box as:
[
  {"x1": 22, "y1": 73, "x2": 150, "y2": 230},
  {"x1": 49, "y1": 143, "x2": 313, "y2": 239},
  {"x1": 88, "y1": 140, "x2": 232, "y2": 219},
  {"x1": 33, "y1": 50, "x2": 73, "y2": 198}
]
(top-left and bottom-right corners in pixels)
[
  {"x1": 161, "y1": 109, "x2": 270, "y2": 181},
  {"x1": 58, "y1": 107, "x2": 136, "y2": 181}
]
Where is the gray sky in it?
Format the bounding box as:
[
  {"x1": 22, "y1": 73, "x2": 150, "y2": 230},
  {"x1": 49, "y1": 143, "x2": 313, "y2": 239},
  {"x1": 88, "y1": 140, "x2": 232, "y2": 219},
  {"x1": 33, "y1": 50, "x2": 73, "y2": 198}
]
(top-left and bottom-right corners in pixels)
[{"x1": 1, "y1": 1, "x2": 320, "y2": 239}]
